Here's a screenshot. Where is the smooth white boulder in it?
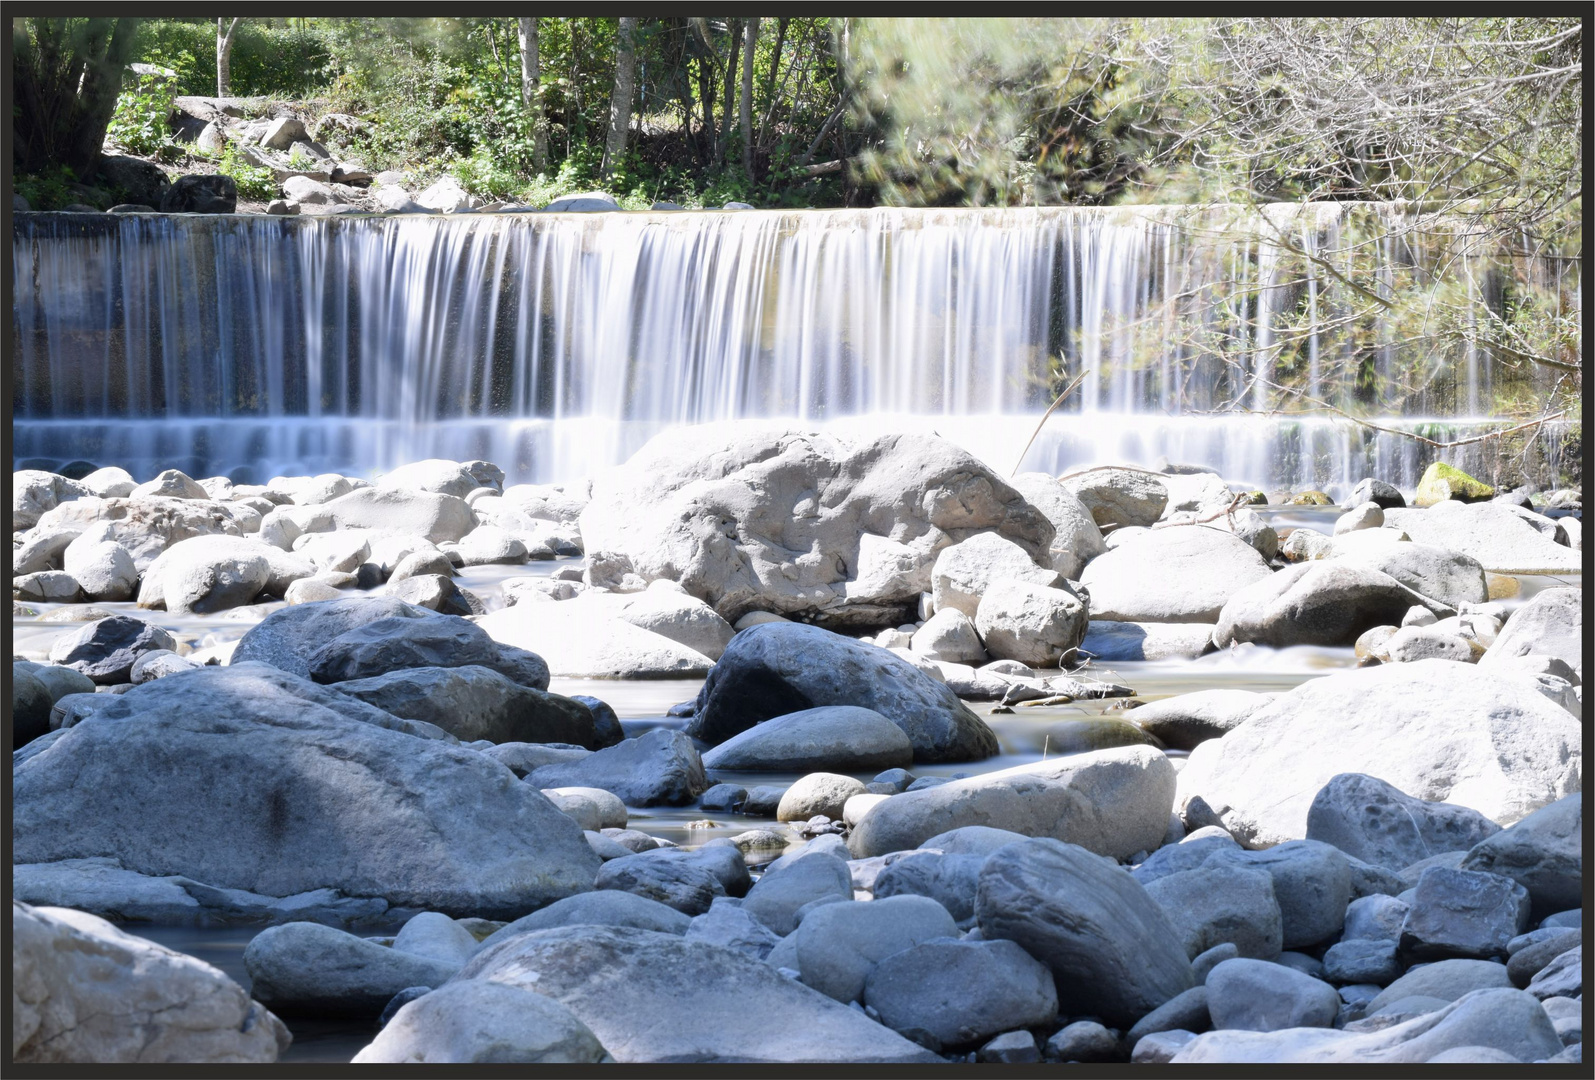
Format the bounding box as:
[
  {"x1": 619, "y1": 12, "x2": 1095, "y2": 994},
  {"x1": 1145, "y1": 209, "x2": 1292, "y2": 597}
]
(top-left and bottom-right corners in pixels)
[{"x1": 1081, "y1": 525, "x2": 1272, "y2": 623}]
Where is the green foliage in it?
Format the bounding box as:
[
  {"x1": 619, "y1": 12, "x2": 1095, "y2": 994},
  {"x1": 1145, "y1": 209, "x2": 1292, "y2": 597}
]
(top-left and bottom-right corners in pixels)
[
  {"x1": 107, "y1": 72, "x2": 179, "y2": 157},
  {"x1": 132, "y1": 19, "x2": 334, "y2": 97},
  {"x1": 208, "y1": 142, "x2": 278, "y2": 201},
  {"x1": 14, "y1": 165, "x2": 80, "y2": 212}
]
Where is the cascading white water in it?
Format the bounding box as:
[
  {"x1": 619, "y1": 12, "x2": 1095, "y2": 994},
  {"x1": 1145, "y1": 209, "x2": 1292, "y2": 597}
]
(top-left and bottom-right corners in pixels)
[{"x1": 12, "y1": 204, "x2": 1575, "y2": 494}]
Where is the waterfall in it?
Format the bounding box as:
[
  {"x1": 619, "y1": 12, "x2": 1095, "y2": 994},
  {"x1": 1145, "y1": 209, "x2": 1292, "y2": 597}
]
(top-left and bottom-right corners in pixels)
[{"x1": 12, "y1": 205, "x2": 1575, "y2": 495}]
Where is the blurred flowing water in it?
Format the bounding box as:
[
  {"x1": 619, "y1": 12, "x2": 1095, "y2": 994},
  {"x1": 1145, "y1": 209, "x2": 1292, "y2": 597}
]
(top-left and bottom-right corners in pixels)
[{"x1": 12, "y1": 205, "x2": 1576, "y2": 494}]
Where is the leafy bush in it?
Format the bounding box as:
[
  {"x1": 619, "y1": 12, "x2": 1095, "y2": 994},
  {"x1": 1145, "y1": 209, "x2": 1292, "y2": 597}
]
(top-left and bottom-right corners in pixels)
[
  {"x1": 213, "y1": 143, "x2": 278, "y2": 201},
  {"x1": 107, "y1": 72, "x2": 179, "y2": 157},
  {"x1": 133, "y1": 19, "x2": 333, "y2": 98},
  {"x1": 14, "y1": 166, "x2": 80, "y2": 212}
]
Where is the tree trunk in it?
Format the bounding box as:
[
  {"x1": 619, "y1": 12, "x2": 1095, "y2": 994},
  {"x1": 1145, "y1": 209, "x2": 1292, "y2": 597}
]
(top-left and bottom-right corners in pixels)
[
  {"x1": 690, "y1": 19, "x2": 716, "y2": 166},
  {"x1": 13, "y1": 17, "x2": 144, "y2": 176},
  {"x1": 601, "y1": 16, "x2": 637, "y2": 179},
  {"x1": 757, "y1": 17, "x2": 788, "y2": 152},
  {"x1": 516, "y1": 17, "x2": 547, "y2": 172},
  {"x1": 217, "y1": 18, "x2": 240, "y2": 97},
  {"x1": 715, "y1": 19, "x2": 743, "y2": 168},
  {"x1": 740, "y1": 17, "x2": 758, "y2": 182}
]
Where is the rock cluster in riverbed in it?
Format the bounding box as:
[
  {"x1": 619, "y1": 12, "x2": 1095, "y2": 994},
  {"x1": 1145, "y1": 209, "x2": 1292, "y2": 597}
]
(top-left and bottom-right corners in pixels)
[{"x1": 10, "y1": 438, "x2": 1584, "y2": 1064}]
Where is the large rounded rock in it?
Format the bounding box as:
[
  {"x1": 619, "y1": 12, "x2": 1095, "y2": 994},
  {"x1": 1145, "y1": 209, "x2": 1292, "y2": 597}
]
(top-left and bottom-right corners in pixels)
[
  {"x1": 871, "y1": 851, "x2": 984, "y2": 925},
  {"x1": 701, "y1": 706, "x2": 913, "y2": 772},
  {"x1": 1478, "y1": 587, "x2": 1581, "y2": 677},
  {"x1": 611, "y1": 583, "x2": 736, "y2": 660},
  {"x1": 1213, "y1": 561, "x2": 1421, "y2": 648},
  {"x1": 1205, "y1": 958, "x2": 1341, "y2": 1032},
  {"x1": 909, "y1": 608, "x2": 987, "y2": 664},
  {"x1": 60, "y1": 531, "x2": 138, "y2": 601},
  {"x1": 974, "y1": 579, "x2": 1088, "y2": 667},
  {"x1": 741, "y1": 850, "x2": 854, "y2": 936},
  {"x1": 329, "y1": 666, "x2": 610, "y2": 748},
  {"x1": 12, "y1": 902, "x2": 288, "y2": 1063},
  {"x1": 864, "y1": 938, "x2": 1058, "y2": 1049},
  {"x1": 1457, "y1": 793, "x2": 1579, "y2": 919},
  {"x1": 930, "y1": 531, "x2": 1061, "y2": 618},
  {"x1": 1080, "y1": 526, "x2": 1272, "y2": 623},
  {"x1": 36, "y1": 495, "x2": 244, "y2": 573},
  {"x1": 777, "y1": 772, "x2": 870, "y2": 821},
  {"x1": 578, "y1": 424, "x2": 1053, "y2": 627},
  {"x1": 454, "y1": 925, "x2": 940, "y2": 1062},
  {"x1": 377, "y1": 459, "x2": 479, "y2": 498},
  {"x1": 478, "y1": 892, "x2": 690, "y2": 948},
  {"x1": 13, "y1": 470, "x2": 90, "y2": 530},
  {"x1": 1060, "y1": 468, "x2": 1168, "y2": 531},
  {"x1": 1143, "y1": 865, "x2": 1283, "y2": 961},
  {"x1": 976, "y1": 839, "x2": 1195, "y2": 1027},
  {"x1": 13, "y1": 665, "x2": 600, "y2": 917},
  {"x1": 307, "y1": 612, "x2": 549, "y2": 690},
  {"x1": 1384, "y1": 502, "x2": 1580, "y2": 574},
  {"x1": 1010, "y1": 472, "x2": 1107, "y2": 578},
  {"x1": 233, "y1": 597, "x2": 441, "y2": 679},
  {"x1": 789, "y1": 895, "x2": 960, "y2": 1003},
  {"x1": 1334, "y1": 541, "x2": 1488, "y2": 608},
  {"x1": 12, "y1": 667, "x2": 54, "y2": 748},
  {"x1": 688, "y1": 622, "x2": 997, "y2": 763},
  {"x1": 1176, "y1": 661, "x2": 1580, "y2": 847},
  {"x1": 46, "y1": 615, "x2": 177, "y2": 684},
  {"x1": 244, "y1": 921, "x2": 460, "y2": 1016},
  {"x1": 1397, "y1": 866, "x2": 1529, "y2": 962},
  {"x1": 131, "y1": 468, "x2": 208, "y2": 500},
  {"x1": 353, "y1": 980, "x2": 609, "y2": 1063},
  {"x1": 525, "y1": 728, "x2": 708, "y2": 807},
  {"x1": 1305, "y1": 773, "x2": 1502, "y2": 871},
  {"x1": 138, "y1": 535, "x2": 314, "y2": 613},
  {"x1": 320, "y1": 487, "x2": 475, "y2": 544},
  {"x1": 849, "y1": 745, "x2": 1175, "y2": 860}
]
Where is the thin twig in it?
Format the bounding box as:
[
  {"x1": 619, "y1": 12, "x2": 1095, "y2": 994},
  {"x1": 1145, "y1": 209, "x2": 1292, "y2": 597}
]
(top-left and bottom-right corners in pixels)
[{"x1": 1012, "y1": 369, "x2": 1091, "y2": 476}]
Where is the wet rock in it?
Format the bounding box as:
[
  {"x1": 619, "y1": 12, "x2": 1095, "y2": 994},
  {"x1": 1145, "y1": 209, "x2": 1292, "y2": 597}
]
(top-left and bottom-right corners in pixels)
[
  {"x1": 12, "y1": 902, "x2": 288, "y2": 1063},
  {"x1": 975, "y1": 838, "x2": 1195, "y2": 1027},
  {"x1": 527, "y1": 728, "x2": 708, "y2": 806},
  {"x1": 13, "y1": 664, "x2": 599, "y2": 917},
  {"x1": 689, "y1": 621, "x2": 997, "y2": 763},
  {"x1": 47, "y1": 615, "x2": 176, "y2": 684},
  {"x1": 701, "y1": 706, "x2": 913, "y2": 772},
  {"x1": 1398, "y1": 866, "x2": 1530, "y2": 962},
  {"x1": 1306, "y1": 773, "x2": 1502, "y2": 871},
  {"x1": 245, "y1": 921, "x2": 460, "y2": 1016},
  {"x1": 10, "y1": 667, "x2": 54, "y2": 748},
  {"x1": 849, "y1": 745, "x2": 1175, "y2": 861},
  {"x1": 1128, "y1": 689, "x2": 1270, "y2": 751},
  {"x1": 1081, "y1": 526, "x2": 1272, "y2": 623},
  {"x1": 331, "y1": 666, "x2": 605, "y2": 747},
  {"x1": 458, "y1": 925, "x2": 939, "y2": 1062},
  {"x1": 1175, "y1": 660, "x2": 1580, "y2": 848}
]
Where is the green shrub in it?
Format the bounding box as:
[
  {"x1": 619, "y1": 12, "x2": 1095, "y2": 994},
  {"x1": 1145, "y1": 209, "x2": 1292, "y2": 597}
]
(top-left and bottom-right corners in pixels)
[
  {"x1": 213, "y1": 143, "x2": 278, "y2": 201},
  {"x1": 132, "y1": 19, "x2": 334, "y2": 98},
  {"x1": 107, "y1": 72, "x2": 179, "y2": 157},
  {"x1": 14, "y1": 166, "x2": 80, "y2": 212}
]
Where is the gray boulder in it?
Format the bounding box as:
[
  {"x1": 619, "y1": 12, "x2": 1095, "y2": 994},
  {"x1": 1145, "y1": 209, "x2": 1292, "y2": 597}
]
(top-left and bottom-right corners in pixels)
[
  {"x1": 742, "y1": 849, "x2": 853, "y2": 935},
  {"x1": 684, "y1": 897, "x2": 782, "y2": 960},
  {"x1": 319, "y1": 487, "x2": 475, "y2": 544},
  {"x1": 909, "y1": 607, "x2": 987, "y2": 664},
  {"x1": 35, "y1": 495, "x2": 244, "y2": 573},
  {"x1": 1384, "y1": 501, "x2": 1580, "y2": 574},
  {"x1": 13, "y1": 664, "x2": 600, "y2": 917},
  {"x1": 790, "y1": 895, "x2": 960, "y2": 1003},
  {"x1": 1046, "y1": 1020, "x2": 1123, "y2": 1062},
  {"x1": 1506, "y1": 929, "x2": 1579, "y2": 988},
  {"x1": 1061, "y1": 468, "x2": 1168, "y2": 530},
  {"x1": 871, "y1": 851, "x2": 984, "y2": 925},
  {"x1": 1205, "y1": 957, "x2": 1358, "y2": 1031},
  {"x1": 1478, "y1": 587, "x2": 1581, "y2": 677},
  {"x1": 12, "y1": 902, "x2": 288, "y2": 1063},
  {"x1": 864, "y1": 938, "x2": 1058, "y2": 1050},
  {"x1": 1525, "y1": 948, "x2": 1580, "y2": 1000},
  {"x1": 1080, "y1": 620, "x2": 1216, "y2": 661},
  {"x1": 1368, "y1": 959, "x2": 1511, "y2": 1016},
  {"x1": 930, "y1": 531, "x2": 1060, "y2": 617},
  {"x1": 973, "y1": 578, "x2": 1088, "y2": 667},
  {"x1": 526, "y1": 728, "x2": 708, "y2": 806},
  {"x1": 849, "y1": 745, "x2": 1175, "y2": 861},
  {"x1": 477, "y1": 892, "x2": 689, "y2": 950},
  {"x1": 1128, "y1": 689, "x2": 1269, "y2": 751},
  {"x1": 1214, "y1": 561, "x2": 1422, "y2": 648},
  {"x1": 701, "y1": 706, "x2": 913, "y2": 772},
  {"x1": 1334, "y1": 541, "x2": 1488, "y2": 608},
  {"x1": 245, "y1": 921, "x2": 460, "y2": 1016},
  {"x1": 1350, "y1": 478, "x2": 1405, "y2": 509},
  {"x1": 1458, "y1": 793, "x2": 1580, "y2": 919},
  {"x1": 1175, "y1": 660, "x2": 1580, "y2": 848},
  {"x1": 593, "y1": 850, "x2": 727, "y2": 915},
  {"x1": 1306, "y1": 773, "x2": 1502, "y2": 871},
  {"x1": 138, "y1": 535, "x2": 315, "y2": 613},
  {"x1": 1144, "y1": 865, "x2": 1283, "y2": 960},
  {"x1": 61, "y1": 534, "x2": 139, "y2": 601},
  {"x1": 160, "y1": 173, "x2": 237, "y2": 213},
  {"x1": 353, "y1": 979, "x2": 610, "y2": 1063},
  {"x1": 130, "y1": 468, "x2": 208, "y2": 500},
  {"x1": 13, "y1": 470, "x2": 90, "y2": 530},
  {"x1": 46, "y1": 615, "x2": 176, "y2": 684},
  {"x1": 1126, "y1": 985, "x2": 1212, "y2": 1048},
  {"x1": 11, "y1": 667, "x2": 54, "y2": 747},
  {"x1": 476, "y1": 601, "x2": 714, "y2": 679},
  {"x1": 976, "y1": 838, "x2": 1195, "y2": 1027},
  {"x1": 776, "y1": 772, "x2": 869, "y2": 821},
  {"x1": 1398, "y1": 866, "x2": 1530, "y2": 962},
  {"x1": 1323, "y1": 939, "x2": 1402, "y2": 985},
  {"x1": 392, "y1": 911, "x2": 479, "y2": 967},
  {"x1": 1080, "y1": 526, "x2": 1272, "y2": 622},
  {"x1": 455, "y1": 925, "x2": 939, "y2": 1062},
  {"x1": 688, "y1": 622, "x2": 997, "y2": 763},
  {"x1": 307, "y1": 613, "x2": 545, "y2": 687},
  {"x1": 579, "y1": 425, "x2": 1052, "y2": 627},
  {"x1": 1010, "y1": 472, "x2": 1108, "y2": 578},
  {"x1": 330, "y1": 666, "x2": 608, "y2": 748},
  {"x1": 1342, "y1": 894, "x2": 1411, "y2": 942}
]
